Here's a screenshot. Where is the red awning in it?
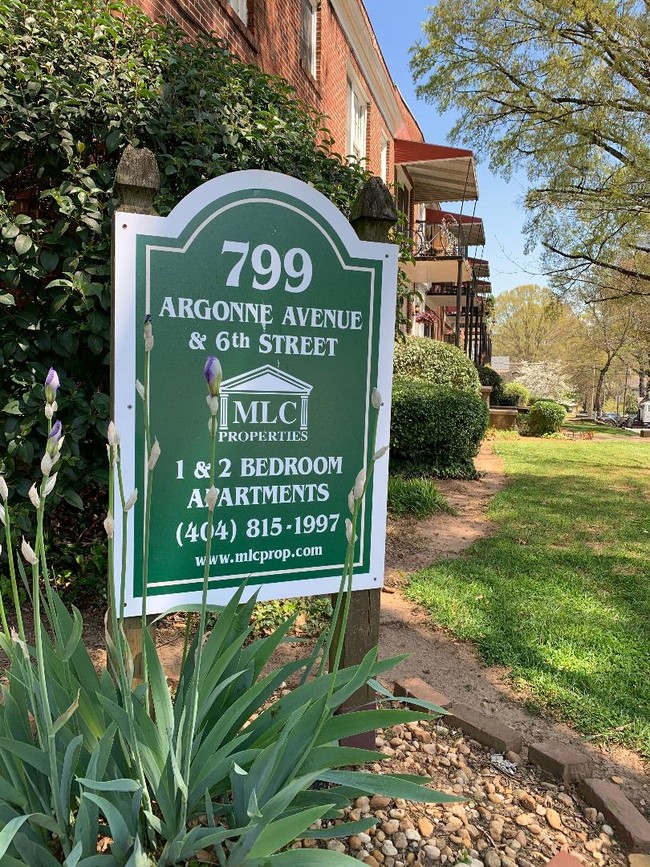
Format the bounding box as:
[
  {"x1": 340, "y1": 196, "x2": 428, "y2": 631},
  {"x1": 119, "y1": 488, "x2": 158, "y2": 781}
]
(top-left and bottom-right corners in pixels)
[
  {"x1": 425, "y1": 209, "x2": 485, "y2": 246},
  {"x1": 469, "y1": 258, "x2": 490, "y2": 279},
  {"x1": 395, "y1": 139, "x2": 479, "y2": 204}
]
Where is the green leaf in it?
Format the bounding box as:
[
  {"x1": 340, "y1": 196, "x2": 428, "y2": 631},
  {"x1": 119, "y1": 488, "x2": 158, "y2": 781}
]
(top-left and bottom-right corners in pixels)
[
  {"x1": 82, "y1": 794, "x2": 133, "y2": 858},
  {"x1": 62, "y1": 607, "x2": 84, "y2": 661},
  {"x1": 63, "y1": 489, "x2": 84, "y2": 509},
  {"x1": 40, "y1": 250, "x2": 59, "y2": 272},
  {"x1": 246, "y1": 851, "x2": 359, "y2": 865},
  {"x1": 143, "y1": 628, "x2": 173, "y2": 740},
  {"x1": 0, "y1": 815, "x2": 31, "y2": 861},
  {"x1": 0, "y1": 293, "x2": 15, "y2": 306},
  {"x1": 77, "y1": 778, "x2": 142, "y2": 793},
  {"x1": 302, "y1": 745, "x2": 386, "y2": 775},
  {"x1": 124, "y1": 835, "x2": 149, "y2": 867},
  {"x1": 52, "y1": 690, "x2": 80, "y2": 734},
  {"x1": 59, "y1": 735, "x2": 83, "y2": 818},
  {"x1": 1, "y1": 224, "x2": 19, "y2": 239},
  {"x1": 318, "y1": 709, "x2": 435, "y2": 744},
  {"x1": 297, "y1": 816, "x2": 378, "y2": 839},
  {"x1": 0, "y1": 737, "x2": 49, "y2": 774},
  {"x1": 247, "y1": 804, "x2": 335, "y2": 859},
  {"x1": 318, "y1": 770, "x2": 461, "y2": 804},
  {"x1": 14, "y1": 234, "x2": 32, "y2": 255},
  {"x1": 62, "y1": 841, "x2": 82, "y2": 867},
  {"x1": 368, "y1": 679, "x2": 448, "y2": 715},
  {"x1": 178, "y1": 824, "x2": 237, "y2": 860}
]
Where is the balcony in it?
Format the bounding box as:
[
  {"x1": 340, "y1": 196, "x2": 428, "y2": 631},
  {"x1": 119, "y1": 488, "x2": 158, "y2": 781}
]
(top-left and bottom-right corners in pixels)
[{"x1": 401, "y1": 212, "x2": 485, "y2": 286}]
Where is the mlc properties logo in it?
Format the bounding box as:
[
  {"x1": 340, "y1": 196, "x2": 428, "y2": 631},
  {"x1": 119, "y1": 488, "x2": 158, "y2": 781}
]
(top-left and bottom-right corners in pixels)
[{"x1": 217, "y1": 365, "x2": 312, "y2": 443}]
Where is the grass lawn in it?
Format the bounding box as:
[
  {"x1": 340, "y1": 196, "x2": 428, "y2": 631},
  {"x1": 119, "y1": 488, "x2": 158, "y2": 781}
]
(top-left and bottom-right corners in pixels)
[{"x1": 405, "y1": 434, "x2": 650, "y2": 757}]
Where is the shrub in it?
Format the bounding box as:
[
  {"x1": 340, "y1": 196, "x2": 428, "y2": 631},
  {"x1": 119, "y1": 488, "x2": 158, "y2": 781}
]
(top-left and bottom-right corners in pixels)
[
  {"x1": 528, "y1": 400, "x2": 567, "y2": 436},
  {"x1": 477, "y1": 364, "x2": 505, "y2": 405},
  {"x1": 0, "y1": 0, "x2": 367, "y2": 528},
  {"x1": 387, "y1": 475, "x2": 452, "y2": 518},
  {"x1": 393, "y1": 336, "x2": 480, "y2": 393},
  {"x1": 390, "y1": 379, "x2": 489, "y2": 479},
  {"x1": 501, "y1": 381, "x2": 530, "y2": 407}
]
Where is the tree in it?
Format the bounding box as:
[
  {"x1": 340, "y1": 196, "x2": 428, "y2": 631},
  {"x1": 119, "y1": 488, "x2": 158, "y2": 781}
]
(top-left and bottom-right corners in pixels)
[
  {"x1": 511, "y1": 361, "x2": 574, "y2": 403},
  {"x1": 491, "y1": 284, "x2": 579, "y2": 362},
  {"x1": 411, "y1": 0, "x2": 650, "y2": 294},
  {"x1": 578, "y1": 297, "x2": 637, "y2": 413}
]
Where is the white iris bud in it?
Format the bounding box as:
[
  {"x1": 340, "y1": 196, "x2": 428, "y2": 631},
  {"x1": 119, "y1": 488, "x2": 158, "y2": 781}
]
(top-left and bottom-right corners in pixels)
[
  {"x1": 103, "y1": 513, "x2": 114, "y2": 539},
  {"x1": 206, "y1": 486, "x2": 218, "y2": 512},
  {"x1": 148, "y1": 438, "x2": 161, "y2": 471},
  {"x1": 28, "y1": 484, "x2": 41, "y2": 510},
  {"x1": 21, "y1": 538, "x2": 38, "y2": 566},
  {"x1": 372, "y1": 445, "x2": 389, "y2": 462},
  {"x1": 353, "y1": 468, "x2": 366, "y2": 501},
  {"x1": 44, "y1": 474, "x2": 58, "y2": 497}
]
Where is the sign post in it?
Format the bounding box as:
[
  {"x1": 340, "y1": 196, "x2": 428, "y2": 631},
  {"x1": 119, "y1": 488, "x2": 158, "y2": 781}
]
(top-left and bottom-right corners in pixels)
[
  {"x1": 113, "y1": 162, "x2": 397, "y2": 630},
  {"x1": 330, "y1": 179, "x2": 397, "y2": 746}
]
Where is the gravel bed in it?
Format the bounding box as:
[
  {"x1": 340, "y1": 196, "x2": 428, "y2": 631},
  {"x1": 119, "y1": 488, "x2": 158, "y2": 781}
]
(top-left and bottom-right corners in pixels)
[{"x1": 293, "y1": 717, "x2": 628, "y2": 866}]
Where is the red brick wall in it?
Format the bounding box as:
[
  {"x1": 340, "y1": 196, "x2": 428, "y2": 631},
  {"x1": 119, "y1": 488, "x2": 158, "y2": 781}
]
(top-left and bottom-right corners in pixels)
[
  {"x1": 127, "y1": 0, "x2": 421, "y2": 180},
  {"x1": 132, "y1": 0, "x2": 321, "y2": 114}
]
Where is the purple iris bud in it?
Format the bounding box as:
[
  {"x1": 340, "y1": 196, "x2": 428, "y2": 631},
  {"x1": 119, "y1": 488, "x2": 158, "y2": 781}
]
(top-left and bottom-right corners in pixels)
[
  {"x1": 203, "y1": 356, "x2": 223, "y2": 398},
  {"x1": 44, "y1": 368, "x2": 60, "y2": 404},
  {"x1": 46, "y1": 420, "x2": 64, "y2": 456},
  {"x1": 143, "y1": 314, "x2": 154, "y2": 351}
]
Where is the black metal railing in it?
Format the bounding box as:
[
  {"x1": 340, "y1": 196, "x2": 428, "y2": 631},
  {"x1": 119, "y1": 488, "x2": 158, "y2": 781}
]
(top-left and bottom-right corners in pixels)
[{"x1": 410, "y1": 215, "x2": 470, "y2": 259}]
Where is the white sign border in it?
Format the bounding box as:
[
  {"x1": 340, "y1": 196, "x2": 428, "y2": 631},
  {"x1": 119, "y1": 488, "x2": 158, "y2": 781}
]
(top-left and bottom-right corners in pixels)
[{"x1": 113, "y1": 170, "x2": 397, "y2": 616}]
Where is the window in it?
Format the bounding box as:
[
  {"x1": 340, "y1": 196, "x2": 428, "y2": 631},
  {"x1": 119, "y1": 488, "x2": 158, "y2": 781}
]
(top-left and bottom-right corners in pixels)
[
  {"x1": 347, "y1": 80, "x2": 367, "y2": 161},
  {"x1": 396, "y1": 183, "x2": 410, "y2": 217},
  {"x1": 300, "y1": 0, "x2": 317, "y2": 78},
  {"x1": 228, "y1": 0, "x2": 247, "y2": 25},
  {"x1": 380, "y1": 137, "x2": 389, "y2": 183}
]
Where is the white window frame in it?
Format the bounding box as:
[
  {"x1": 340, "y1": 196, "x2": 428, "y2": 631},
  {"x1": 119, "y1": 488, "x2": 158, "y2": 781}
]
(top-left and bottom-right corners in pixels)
[
  {"x1": 380, "y1": 137, "x2": 389, "y2": 183},
  {"x1": 347, "y1": 78, "x2": 367, "y2": 162},
  {"x1": 228, "y1": 0, "x2": 247, "y2": 25},
  {"x1": 300, "y1": 0, "x2": 318, "y2": 78}
]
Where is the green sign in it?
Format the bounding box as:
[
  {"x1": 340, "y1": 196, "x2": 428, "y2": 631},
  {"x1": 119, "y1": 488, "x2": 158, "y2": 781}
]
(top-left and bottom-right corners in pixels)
[{"x1": 114, "y1": 171, "x2": 397, "y2": 616}]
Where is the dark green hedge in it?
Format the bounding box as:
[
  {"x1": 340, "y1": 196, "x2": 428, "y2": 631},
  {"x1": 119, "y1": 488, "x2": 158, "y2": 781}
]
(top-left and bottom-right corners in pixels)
[
  {"x1": 390, "y1": 379, "x2": 489, "y2": 479},
  {"x1": 528, "y1": 400, "x2": 566, "y2": 436},
  {"x1": 478, "y1": 365, "x2": 505, "y2": 405}
]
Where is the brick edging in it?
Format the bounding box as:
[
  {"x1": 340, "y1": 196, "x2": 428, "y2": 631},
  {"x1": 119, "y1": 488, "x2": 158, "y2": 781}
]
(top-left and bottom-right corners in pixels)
[{"x1": 393, "y1": 676, "x2": 650, "y2": 855}]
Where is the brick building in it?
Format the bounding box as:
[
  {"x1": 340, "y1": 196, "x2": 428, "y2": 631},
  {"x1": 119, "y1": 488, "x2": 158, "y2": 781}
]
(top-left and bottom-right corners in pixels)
[{"x1": 130, "y1": 0, "x2": 491, "y2": 361}]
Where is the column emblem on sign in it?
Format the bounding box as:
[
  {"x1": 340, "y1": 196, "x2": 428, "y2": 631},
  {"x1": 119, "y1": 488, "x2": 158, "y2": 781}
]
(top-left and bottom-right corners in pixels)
[{"x1": 219, "y1": 364, "x2": 313, "y2": 432}]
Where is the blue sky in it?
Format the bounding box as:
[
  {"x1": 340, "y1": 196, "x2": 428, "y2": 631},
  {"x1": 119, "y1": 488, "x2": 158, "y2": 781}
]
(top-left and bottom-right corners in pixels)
[{"x1": 363, "y1": 1, "x2": 546, "y2": 295}]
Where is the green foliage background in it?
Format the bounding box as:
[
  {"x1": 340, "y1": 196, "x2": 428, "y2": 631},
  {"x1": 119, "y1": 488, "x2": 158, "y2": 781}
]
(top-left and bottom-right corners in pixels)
[{"x1": 0, "y1": 0, "x2": 367, "y2": 525}]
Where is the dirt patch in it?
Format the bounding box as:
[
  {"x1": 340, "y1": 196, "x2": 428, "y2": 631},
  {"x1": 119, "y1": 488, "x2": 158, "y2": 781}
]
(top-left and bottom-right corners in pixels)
[
  {"x1": 380, "y1": 442, "x2": 650, "y2": 812},
  {"x1": 385, "y1": 444, "x2": 507, "y2": 581}
]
